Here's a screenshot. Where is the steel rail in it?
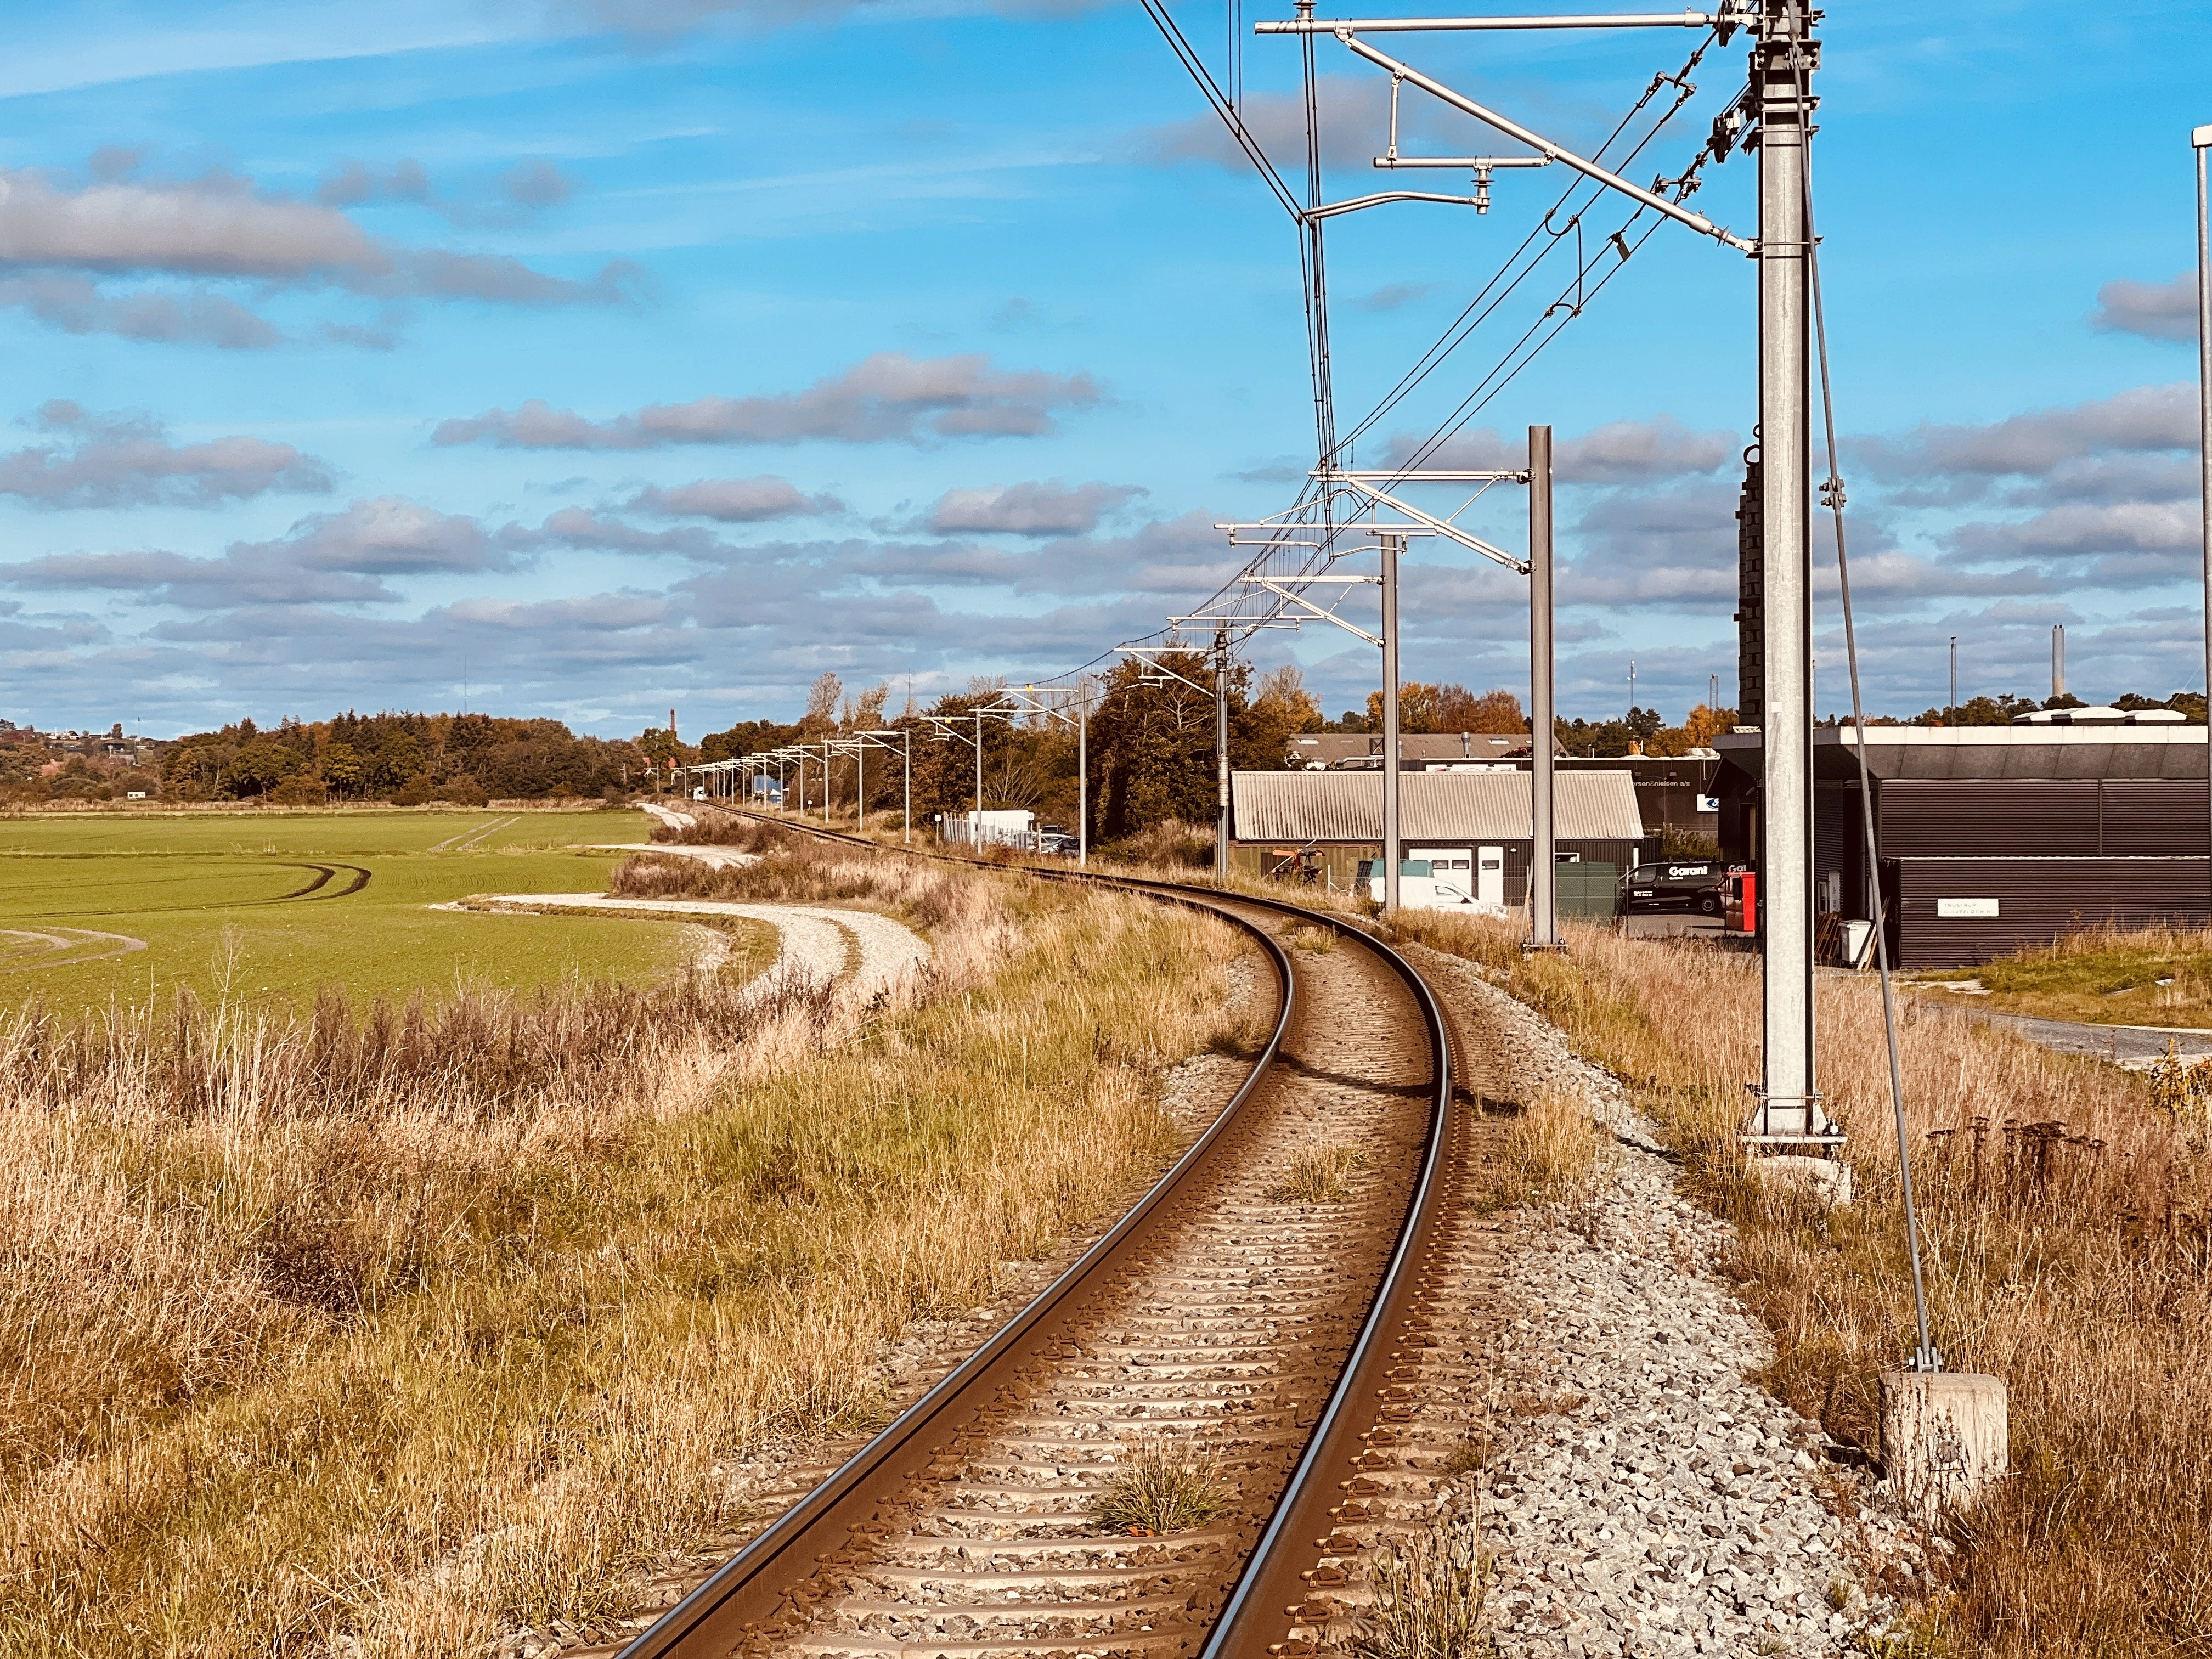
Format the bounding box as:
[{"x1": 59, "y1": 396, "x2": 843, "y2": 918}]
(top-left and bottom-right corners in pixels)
[{"x1": 617, "y1": 810, "x2": 1457, "y2": 1659}]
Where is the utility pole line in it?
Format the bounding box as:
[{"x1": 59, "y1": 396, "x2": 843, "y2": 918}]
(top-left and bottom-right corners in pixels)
[
  {"x1": 1753, "y1": 0, "x2": 1825, "y2": 1148},
  {"x1": 2195, "y1": 124, "x2": 2211, "y2": 906},
  {"x1": 1214, "y1": 631, "x2": 1232, "y2": 883},
  {"x1": 1528, "y1": 426, "x2": 1561, "y2": 950},
  {"x1": 1380, "y1": 533, "x2": 1403, "y2": 913}
]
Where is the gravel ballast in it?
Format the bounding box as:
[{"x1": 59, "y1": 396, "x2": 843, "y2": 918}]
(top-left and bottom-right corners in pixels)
[{"x1": 1416, "y1": 952, "x2": 1925, "y2": 1658}]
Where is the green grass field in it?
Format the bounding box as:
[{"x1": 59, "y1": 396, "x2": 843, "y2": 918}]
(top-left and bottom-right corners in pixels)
[
  {"x1": 0, "y1": 808, "x2": 771, "y2": 1018},
  {"x1": 1904, "y1": 926, "x2": 2212, "y2": 1028}
]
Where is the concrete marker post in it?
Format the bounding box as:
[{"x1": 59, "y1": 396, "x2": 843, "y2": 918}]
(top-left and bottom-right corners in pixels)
[{"x1": 1880, "y1": 1371, "x2": 2008, "y2": 1524}]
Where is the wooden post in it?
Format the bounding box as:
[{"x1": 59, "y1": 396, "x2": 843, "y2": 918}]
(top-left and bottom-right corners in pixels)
[{"x1": 1880, "y1": 1372, "x2": 2008, "y2": 1522}]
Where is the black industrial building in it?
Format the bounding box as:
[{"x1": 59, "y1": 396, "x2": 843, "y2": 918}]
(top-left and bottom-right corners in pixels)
[{"x1": 1714, "y1": 725, "x2": 2211, "y2": 967}]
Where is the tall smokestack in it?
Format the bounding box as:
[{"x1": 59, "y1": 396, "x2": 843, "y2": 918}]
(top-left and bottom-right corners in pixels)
[
  {"x1": 2051, "y1": 627, "x2": 2066, "y2": 700},
  {"x1": 669, "y1": 707, "x2": 678, "y2": 740}
]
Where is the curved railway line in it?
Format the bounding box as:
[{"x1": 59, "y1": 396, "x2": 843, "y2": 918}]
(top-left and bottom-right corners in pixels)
[{"x1": 619, "y1": 814, "x2": 1519, "y2": 1659}]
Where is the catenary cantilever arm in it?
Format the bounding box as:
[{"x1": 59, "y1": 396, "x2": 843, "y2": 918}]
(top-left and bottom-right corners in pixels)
[
  {"x1": 1259, "y1": 10, "x2": 1725, "y2": 29},
  {"x1": 1330, "y1": 31, "x2": 1755, "y2": 252}
]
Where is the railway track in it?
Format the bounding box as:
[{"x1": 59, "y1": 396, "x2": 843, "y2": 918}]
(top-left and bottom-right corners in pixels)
[{"x1": 617, "y1": 816, "x2": 1500, "y2": 1659}]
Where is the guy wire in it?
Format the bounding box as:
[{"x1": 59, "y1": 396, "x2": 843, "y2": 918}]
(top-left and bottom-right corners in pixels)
[{"x1": 1793, "y1": 4, "x2": 1942, "y2": 1372}]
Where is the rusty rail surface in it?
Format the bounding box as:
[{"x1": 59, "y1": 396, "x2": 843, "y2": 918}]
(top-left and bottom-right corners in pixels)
[{"x1": 615, "y1": 811, "x2": 1458, "y2": 1659}]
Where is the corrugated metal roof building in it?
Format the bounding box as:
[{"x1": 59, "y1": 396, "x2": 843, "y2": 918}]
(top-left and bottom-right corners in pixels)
[
  {"x1": 1715, "y1": 726, "x2": 2212, "y2": 967},
  {"x1": 1229, "y1": 770, "x2": 1646, "y2": 906}
]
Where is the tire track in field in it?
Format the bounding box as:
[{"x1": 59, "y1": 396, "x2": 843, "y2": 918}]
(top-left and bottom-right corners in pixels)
[
  {"x1": 0, "y1": 927, "x2": 148, "y2": 973},
  {"x1": 430, "y1": 815, "x2": 520, "y2": 853},
  {"x1": 246, "y1": 862, "x2": 374, "y2": 904}
]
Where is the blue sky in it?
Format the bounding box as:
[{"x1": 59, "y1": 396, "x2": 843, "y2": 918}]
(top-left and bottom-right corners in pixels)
[{"x1": 0, "y1": 0, "x2": 2204, "y2": 738}]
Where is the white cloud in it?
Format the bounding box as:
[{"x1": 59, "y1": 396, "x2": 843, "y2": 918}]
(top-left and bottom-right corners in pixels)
[
  {"x1": 1851, "y1": 382, "x2": 2195, "y2": 483},
  {"x1": 2091, "y1": 274, "x2": 2195, "y2": 343},
  {"x1": 0, "y1": 274, "x2": 281, "y2": 348},
  {"x1": 1384, "y1": 415, "x2": 1736, "y2": 483},
  {"x1": 925, "y1": 479, "x2": 1143, "y2": 536},
  {"x1": 0, "y1": 402, "x2": 331, "y2": 507},
  {"x1": 0, "y1": 161, "x2": 641, "y2": 347},
  {"x1": 241, "y1": 496, "x2": 527, "y2": 576},
  {"x1": 434, "y1": 353, "x2": 1104, "y2": 449},
  {"x1": 624, "y1": 476, "x2": 842, "y2": 521}
]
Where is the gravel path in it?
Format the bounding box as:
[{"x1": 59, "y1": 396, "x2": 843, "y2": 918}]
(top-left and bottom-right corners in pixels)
[
  {"x1": 590, "y1": 842, "x2": 761, "y2": 871},
  {"x1": 1916, "y1": 997, "x2": 2212, "y2": 1068},
  {"x1": 466, "y1": 893, "x2": 928, "y2": 998},
  {"x1": 1415, "y1": 952, "x2": 1921, "y2": 1657}
]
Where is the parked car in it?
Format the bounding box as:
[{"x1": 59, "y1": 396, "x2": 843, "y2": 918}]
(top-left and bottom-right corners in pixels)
[{"x1": 1624, "y1": 859, "x2": 1728, "y2": 916}]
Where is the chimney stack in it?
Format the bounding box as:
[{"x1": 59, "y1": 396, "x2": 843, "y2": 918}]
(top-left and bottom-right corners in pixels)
[{"x1": 2051, "y1": 626, "x2": 2066, "y2": 701}]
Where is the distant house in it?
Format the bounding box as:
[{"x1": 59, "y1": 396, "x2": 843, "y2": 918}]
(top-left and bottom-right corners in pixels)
[
  {"x1": 1716, "y1": 724, "x2": 2212, "y2": 967},
  {"x1": 1281, "y1": 732, "x2": 1719, "y2": 844},
  {"x1": 1230, "y1": 768, "x2": 1645, "y2": 913},
  {"x1": 1284, "y1": 732, "x2": 1547, "y2": 770}
]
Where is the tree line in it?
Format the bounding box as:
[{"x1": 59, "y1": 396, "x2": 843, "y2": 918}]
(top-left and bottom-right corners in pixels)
[
  {"x1": 36, "y1": 668, "x2": 2164, "y2": 815},
  {"x1": 157, "y1": 712, "x2": 650, "y2": 805}
]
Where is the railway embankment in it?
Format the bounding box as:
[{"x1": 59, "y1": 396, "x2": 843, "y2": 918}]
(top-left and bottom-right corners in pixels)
[
  {"x1": 1415, "y1": 951, "x2": 1911, "y2": 1658},
  {"x1": 1399, "y1": 910, "x2": 2212, "y2": 1658},
  {"x1": 0, "y1": 836, "x2": 1256, "y2": 1658}
]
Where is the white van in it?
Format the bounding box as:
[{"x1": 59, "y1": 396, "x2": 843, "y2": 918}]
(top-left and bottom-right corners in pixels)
[{"x1": 1357, "y1": 847, "x2": 1508, "y2": 913}]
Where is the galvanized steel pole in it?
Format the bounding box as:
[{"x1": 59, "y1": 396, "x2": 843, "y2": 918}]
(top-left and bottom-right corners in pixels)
[
  {"x1": 1528, "y1": 426, "x2": 1560, "y2": 948},
  {"x1": 1079, "y1": 704, "x2": 1090, "y2": 867},
  {"x1": 1215, "y1": 632, "x2": 1232, "y2": 883},
  {"x1": 1381, "y1": 533, "x2": 1403, "y2": 912},
  {"x1": 1757, "y1": 0, "x2": 1817, "y2": 1136},
  {"x1": 904, "y1": 730, "x2": 912, "y2": 844},
  {"x1": 2196, "y1": 125, "x2": 2212, "y2": 910}
]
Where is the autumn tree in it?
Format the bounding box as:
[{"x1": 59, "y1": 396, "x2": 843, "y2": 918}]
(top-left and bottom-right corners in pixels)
[
  {"x1": 321, "y1": 741, "x2": 366, "y2": 797},
  {"x1": 1086, "y1": 652, "x2": 1237, "y2": 840},
  {"x1": 1681, "y1": 703, "x2": 1739, "y2": 747},
  {"x1": 1365, "y1": 682, "x2": 1527, "y2": 734},
  {"x1": 843, "y1": 682, "x2": 890, "y2": 731},
  {"x1": 1435, "y1": 686, "x2": 1527, "y2": 732},
  {"x1": 800, "y1": 673, "x2": 842, "y2": 736}
]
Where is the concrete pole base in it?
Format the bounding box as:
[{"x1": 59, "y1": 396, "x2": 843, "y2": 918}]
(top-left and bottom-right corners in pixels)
[
  {"x1": 1747, "y1": 1153, "x2": 1852, "y2": 1208},
  {"x1": 1880, "y1": 1370, "x2": 2008, "y2": 1523}
]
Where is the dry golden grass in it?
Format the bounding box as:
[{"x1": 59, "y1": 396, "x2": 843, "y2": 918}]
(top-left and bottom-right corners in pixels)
[
  {"x1": 1091, "y1": 1437, "x2": 1227, "y2": 1534},
  {"x1": 1499, "y1": 1089, "x2": 1603, "y2": 1211},
  {"x1": 1269, "y1": 1144, "x2": 1368, "y2": 1205},
  {"x1": 1390, "y1": 909, "x2": 2212, "y2": 1657},
  {"x1": 1356, "y1": 1504, "x2": 1491, "y2": 1659},
  {"x1": 1, "y1": 840, "x2": 1250, "y2": 1657}
]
